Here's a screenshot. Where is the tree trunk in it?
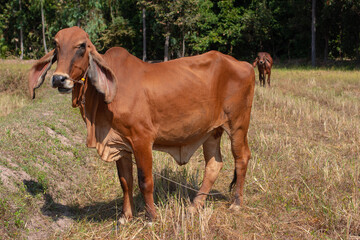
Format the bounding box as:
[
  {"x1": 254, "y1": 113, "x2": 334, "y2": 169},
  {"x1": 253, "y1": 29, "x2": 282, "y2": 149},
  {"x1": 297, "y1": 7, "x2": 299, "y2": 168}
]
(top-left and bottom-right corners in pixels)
[
  {"x1": 339, "y1": 31, "x2": 343, "y2": 60},
  {"x1": 142, "y1": 8, "x2": 147, "y2": 62},
  {"x1": 324, "y1": 34, "x2": 328, "y2": 62},
  {"x1": 19, "y1": 0, "x2": 24, "y2": 60},
  {"x1": 288, "y1": 41, "x2": 291, "y2": 60},
  {"x1": 41, "y1": 1, "x2": 48, "y2": 54},
  {"x1": 77, "y1": 0, "x2": 81, "y2": 27},
  {"x1": 20, "y1": 28, "x2": 23, "y2": 60},
  {"x1": 110, "y1": 5, "x2": 114, "y2": 22},
  {"x1": 164, "y1": 31, "x2": 170, "y2": 62},
  {"x1": 311, "y1": 0, "x2": 316, "y2": 67}
]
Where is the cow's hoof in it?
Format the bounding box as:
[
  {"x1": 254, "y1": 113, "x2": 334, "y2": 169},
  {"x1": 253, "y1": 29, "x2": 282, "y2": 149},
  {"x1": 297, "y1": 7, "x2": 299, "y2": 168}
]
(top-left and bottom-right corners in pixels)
[
  {"x1": 188, "y1": 201, "x2": 204, "y2": 214},
  {"x1": 117, "y1": 215, "x2": 132, "y2": 226},
  {"x1": 145, "y1": 212, "x2": 157, "y2": 222},
  {"x1": 187, "y1": 205, "x2": 198, "y2": 215},
  {"x1": 145, "y1": 221, "x2": 154, "y2": 227},
  {"x1": 229, "y1": 203, "x2": 241, "y2": 211},
  {"x1": 118, "y1": 217, "x2": 129, "y2": 226}
]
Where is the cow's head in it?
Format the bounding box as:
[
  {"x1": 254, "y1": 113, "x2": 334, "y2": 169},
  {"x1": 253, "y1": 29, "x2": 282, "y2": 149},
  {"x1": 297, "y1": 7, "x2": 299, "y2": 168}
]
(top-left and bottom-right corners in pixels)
[
  {"x1": 252, "y1": 52, "x2": 267, "y2": 68},
  {"x1": 28, "y1": 26, "x2": 117, "y2": 104}
]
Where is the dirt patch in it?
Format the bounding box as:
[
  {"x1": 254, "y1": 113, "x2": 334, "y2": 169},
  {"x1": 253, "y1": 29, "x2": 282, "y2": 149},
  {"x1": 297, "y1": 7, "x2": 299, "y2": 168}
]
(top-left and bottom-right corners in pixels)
[
  {"x1": 0, "y1": 163, "x2": 31, "y2": 192},
  {"x1": 26, "y1": 213, "x2": 74, "y2": 240},
  {"x1": 21, "y1": 180, "x2": 76, "y2": 240},
  {"x1": 42, "y1": 112, "x2": 54, "y2": 117},
  {"x1": 45, "y1": 127, "x2": 71, "y2": 146}
]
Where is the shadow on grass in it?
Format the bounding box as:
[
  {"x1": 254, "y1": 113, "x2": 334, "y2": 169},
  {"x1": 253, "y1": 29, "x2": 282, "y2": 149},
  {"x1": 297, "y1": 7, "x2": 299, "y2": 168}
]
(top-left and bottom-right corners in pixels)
[{"x1": 23, "y1": 168, "x2": 229, "y2": 223}]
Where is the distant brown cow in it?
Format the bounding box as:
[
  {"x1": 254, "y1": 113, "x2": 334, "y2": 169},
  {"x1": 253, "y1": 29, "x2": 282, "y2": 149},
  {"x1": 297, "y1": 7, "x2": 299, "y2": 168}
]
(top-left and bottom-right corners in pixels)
[
  {"x1": 253, "y1": 52, "x2": 273, "y2": 87},
  {"x1": 28, "y1": 27, "x2": 255, "y2": 221}
]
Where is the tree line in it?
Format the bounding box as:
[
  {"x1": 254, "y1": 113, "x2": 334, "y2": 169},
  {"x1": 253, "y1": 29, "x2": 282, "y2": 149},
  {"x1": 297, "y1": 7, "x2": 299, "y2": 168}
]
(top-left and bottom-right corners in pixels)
[{"x1": 0, "y1": 0, "x2": 359, "y2": 64}]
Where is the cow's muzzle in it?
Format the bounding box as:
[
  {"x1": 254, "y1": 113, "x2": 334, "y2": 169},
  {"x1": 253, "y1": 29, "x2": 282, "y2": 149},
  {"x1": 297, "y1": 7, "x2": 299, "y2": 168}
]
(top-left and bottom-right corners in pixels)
[
  {"x1": 52, "y1": 75, "x2": 67, "y2": 87},
  {"x1": 51, "y1": 74, "x2": 74, "y2": 94}
]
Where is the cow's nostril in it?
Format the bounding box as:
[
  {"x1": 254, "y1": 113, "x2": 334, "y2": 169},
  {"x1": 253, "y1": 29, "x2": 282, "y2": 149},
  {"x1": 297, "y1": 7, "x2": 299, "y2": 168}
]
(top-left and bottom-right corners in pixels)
[{"x1": 52, "y1": 75, "x2": 67, "y2": 88}]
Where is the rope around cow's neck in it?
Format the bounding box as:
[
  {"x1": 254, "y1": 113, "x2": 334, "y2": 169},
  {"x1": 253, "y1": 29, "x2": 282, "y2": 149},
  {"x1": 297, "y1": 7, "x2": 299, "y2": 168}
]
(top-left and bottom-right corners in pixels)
[
  {"x1": 68, "y1": 66, "x2": 89, "y2": 85},
  {"x1": 68, "y1": 65, "x2": 89, "y2": 107}
]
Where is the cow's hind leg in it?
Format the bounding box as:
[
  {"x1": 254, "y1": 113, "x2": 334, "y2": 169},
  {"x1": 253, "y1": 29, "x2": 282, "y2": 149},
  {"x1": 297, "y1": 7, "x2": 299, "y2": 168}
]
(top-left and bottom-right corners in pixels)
[
  {"x1": 267, "y1": 71, "x2": 271, "y2": 87},
  {"x1": 229, "y1": 128, "x2": 251, "y2": 210},
  {"x1": 189, "y1": 129, "x2": 224, "y2": 212},
  {"x1": 115, "y1": 151, "x2": 134, "y2": 223}
]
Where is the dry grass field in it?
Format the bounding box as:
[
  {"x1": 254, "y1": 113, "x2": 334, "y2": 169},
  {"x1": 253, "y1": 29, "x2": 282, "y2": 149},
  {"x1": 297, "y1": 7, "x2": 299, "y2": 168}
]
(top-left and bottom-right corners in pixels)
[
  {"x1": 0, "y1": 60, "x2": 35, "y2": 116},
  {"x1": 0, "y1": 62, "x2": 359, "y2": 239}
]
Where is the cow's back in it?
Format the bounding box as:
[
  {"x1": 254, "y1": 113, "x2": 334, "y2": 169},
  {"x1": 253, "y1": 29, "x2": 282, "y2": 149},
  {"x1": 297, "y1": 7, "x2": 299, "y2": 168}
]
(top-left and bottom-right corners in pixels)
[{"x1": 142, "y1": 51, "x2": 254, "y2": 144}]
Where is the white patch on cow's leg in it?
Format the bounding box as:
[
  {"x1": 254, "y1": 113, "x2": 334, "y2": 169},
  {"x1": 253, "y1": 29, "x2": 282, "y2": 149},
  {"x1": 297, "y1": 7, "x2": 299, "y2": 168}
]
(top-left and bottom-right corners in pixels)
[
  {"x1": 190, "y1": 130, "x2": 223, "y2": 211},
  {"x1": 117, "y1": 216, "x2": 128, "y2": 225},
  {"x1": 229, "y1": 203, "x2": 241, "y2": 211}
]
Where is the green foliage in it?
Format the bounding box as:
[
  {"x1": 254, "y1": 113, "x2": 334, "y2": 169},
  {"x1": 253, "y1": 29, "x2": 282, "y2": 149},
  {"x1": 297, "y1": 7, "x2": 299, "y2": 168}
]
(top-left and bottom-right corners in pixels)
[
  {"x1": 216, "y1": 0, "x2": 243, "y2": 53},
  {"x1": 242, "y1": 1, "x2": 273, "y2": 49},
  {"x1": 98, "y1": 15, "x2": 135, "y2": 52},
  {"x1": 0, "y1": 0, "x2": 359, "y2": 61},
  {"x1": 189, "y1": 0, "x2": 219, "y2": 52}
]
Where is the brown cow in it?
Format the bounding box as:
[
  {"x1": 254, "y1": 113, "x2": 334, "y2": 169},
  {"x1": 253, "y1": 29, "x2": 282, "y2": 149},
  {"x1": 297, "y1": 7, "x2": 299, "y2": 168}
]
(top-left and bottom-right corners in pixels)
[
  {"x1": 253, "y1": 52, "x2": 273, "y2": 87},
  {"x1": 28, "y1": 27, "x2": 255, "y2": 221}
]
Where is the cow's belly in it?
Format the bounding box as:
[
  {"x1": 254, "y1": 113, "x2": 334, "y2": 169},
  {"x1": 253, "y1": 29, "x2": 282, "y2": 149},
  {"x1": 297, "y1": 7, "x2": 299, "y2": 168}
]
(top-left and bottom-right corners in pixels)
[
  {"x1": 153, "y1": 132, "x2": 212, "y2": 165},
  {"x1": 95, "y1": 128, "x2": 212, "y2": 165}
]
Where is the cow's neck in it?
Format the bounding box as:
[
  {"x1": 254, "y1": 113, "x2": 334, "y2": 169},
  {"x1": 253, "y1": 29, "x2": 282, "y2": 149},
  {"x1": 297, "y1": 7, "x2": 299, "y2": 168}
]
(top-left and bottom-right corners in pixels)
[
  {"x1": 82, "y1": 50, "x2": 145, "y2": 147},
  {"x1": 83, "y1": 80, "x2": 109, "y2": 147}
]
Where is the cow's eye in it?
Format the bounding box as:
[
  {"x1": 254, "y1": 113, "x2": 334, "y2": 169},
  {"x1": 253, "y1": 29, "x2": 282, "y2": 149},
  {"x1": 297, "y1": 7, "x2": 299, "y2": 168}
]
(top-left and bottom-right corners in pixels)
[{"x1": 78, "y1": 43, "x2": 86, "y2": 49}]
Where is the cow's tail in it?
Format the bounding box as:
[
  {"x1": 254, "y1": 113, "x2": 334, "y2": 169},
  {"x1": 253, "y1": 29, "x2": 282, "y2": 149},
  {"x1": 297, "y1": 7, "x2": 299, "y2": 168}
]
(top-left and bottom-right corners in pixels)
[{"x1": 229, "y1": 169, "x2": 237, "y2": 191}]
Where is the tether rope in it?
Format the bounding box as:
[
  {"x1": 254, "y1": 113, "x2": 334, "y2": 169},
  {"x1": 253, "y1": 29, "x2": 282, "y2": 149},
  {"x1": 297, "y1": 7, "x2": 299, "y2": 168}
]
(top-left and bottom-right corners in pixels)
[{"x1": 132, "y1": 160, "x2": 229, "y2": 197}]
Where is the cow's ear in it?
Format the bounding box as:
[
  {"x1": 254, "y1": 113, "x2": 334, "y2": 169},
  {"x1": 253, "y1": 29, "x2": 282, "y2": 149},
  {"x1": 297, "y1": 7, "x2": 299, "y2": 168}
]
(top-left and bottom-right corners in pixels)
[
  {"x1": 265, "y1": 56, "x2": 271, "y2": 64},
  {"x1": 28, "y1": 49, "x2": 56, "y2": 99},
  {"x1": 252, "y1": 57, "x2": 259, "y2": 68},
  {"x1": 88, "y1": 47, "x2": 117, "y2": 103}
]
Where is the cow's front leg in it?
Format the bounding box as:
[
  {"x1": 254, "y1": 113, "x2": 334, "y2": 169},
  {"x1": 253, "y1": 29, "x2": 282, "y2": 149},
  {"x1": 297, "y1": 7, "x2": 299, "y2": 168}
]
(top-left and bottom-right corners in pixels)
[
  {"x1": 115, "y1": 151, "x2": 134, "y2": 222},
  {"x1": 260, "y1": 72, "x2": 265, "y2": 87},
  {"x1": 258, "y1": 71, "x2": 263, "y2": 86},
  {"x1": 132, "y1": 140, "x2": 156, "y2": 220}
]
